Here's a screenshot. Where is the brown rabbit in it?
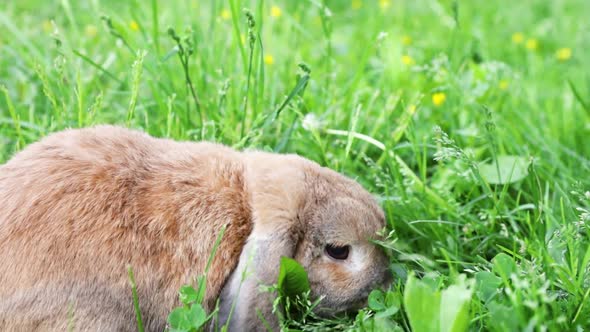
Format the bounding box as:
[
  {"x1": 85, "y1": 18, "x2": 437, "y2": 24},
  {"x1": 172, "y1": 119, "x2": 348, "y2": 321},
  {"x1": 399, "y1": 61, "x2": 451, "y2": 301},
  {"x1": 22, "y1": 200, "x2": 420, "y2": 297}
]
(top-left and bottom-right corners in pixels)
[{"x1": 0, "y1": 125, "x2": 390, "y2": 331}]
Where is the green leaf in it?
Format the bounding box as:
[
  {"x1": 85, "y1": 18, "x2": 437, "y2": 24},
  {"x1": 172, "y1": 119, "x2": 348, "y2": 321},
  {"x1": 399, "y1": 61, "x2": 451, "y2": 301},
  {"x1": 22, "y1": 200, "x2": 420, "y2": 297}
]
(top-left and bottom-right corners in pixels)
[
  {"x1": 375, "y1": 304, "x2": 400, "y2": 319},
  {"x1": 161, "y1": 46, "x2": 180, "y2": 62},
  {"x1": 478, "y1": 155, "x2": 530, "y2": 184},
  {"x1": 487, "y1": 302, "x2": 520, "y2": 331},
  {"x1": 167, "y1": 307, "x2": 192, "y2": 331},
  {"x1": 403, "y1": 273, "x2": 441, "y2": 332},
  {"x1": 404, "y1": 274, "x2": 473, "y2": 332},
  {"x1": 373, "y1": 291, "x2": 401, "y2": 318},
  {"x1": 277, "y1": 257, "x2": 310, "y2": 299},
  {"x1": 385, "y1": 291, "x2": 401, "y2": 307},
  {"x1": 421, "y1": 273, "x2": 445, "y2": 291},
  {"x1": 474, "y1": 271, "x2": 502, "y2": 302},
  {"x1": 178, "y1": 285, "x2": 198, "y2": 305},
  {"x1": 390, "y1": 263, "x2": 408, "y2": 282},
  {"x1": 439, "y1": 275, "x2": 473, "y2": 332},
  {"x1": 382, "y1": 291, "x2": 401, "y2": 316},
  {"x1": 187, "y1": 304, "x2": 207, "y2": 329},
  {"x1": 492, "y1": 253, "x2": 517, "y2": 280},
  {"x1": 368, "y1": 289, "x2": 386, "y2": 311},
  {"x1": 166, "y1": 304, "x2": 207, "y2": 331},
  {"x1": 373, "y1": 315, "x2": 403, "y2": 331}
]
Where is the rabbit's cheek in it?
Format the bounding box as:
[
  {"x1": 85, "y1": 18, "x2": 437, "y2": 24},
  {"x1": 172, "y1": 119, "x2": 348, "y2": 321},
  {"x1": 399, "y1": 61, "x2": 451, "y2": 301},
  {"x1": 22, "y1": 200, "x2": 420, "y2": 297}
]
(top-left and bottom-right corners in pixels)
[
  {"x1": 326, "y1": 262, "x2": 354, "y2": 288},
  {"x1": 309, "y1": 261, "x2": 357, "y2": 298}
]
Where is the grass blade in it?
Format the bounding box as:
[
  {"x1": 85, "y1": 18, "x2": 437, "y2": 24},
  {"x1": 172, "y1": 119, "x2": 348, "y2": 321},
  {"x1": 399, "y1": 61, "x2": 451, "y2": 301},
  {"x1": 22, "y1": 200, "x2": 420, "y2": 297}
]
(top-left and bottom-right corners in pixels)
[
  {"x1": 568, "y1": 79, "x2": 590, "y2": 115},
  {"x1": 151, "y1": 0, "x2": 160, "y2": 56},
  {"x1": 127, "y1": 266, "x2": 145, "y2": 332},
  {"x1": 72, "y1": 50, "x2": 124, "y2": 84},
  {"x1": 345, "y1": 103, "x2": 362, "y2": 159}
]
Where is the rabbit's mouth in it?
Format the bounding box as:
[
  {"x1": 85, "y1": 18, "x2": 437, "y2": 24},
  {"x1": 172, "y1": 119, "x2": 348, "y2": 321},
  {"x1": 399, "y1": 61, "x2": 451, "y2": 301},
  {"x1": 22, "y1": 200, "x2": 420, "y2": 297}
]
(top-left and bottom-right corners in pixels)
[
  {"x1": 313, "y1": 296, "x2": 367, "y2": 318},
  {"x1": 308, "y1": 264, "x2": 392, "y2": 316},
  {"x1": 312, "y1": 286, "x2": 373, "y2": 317}
]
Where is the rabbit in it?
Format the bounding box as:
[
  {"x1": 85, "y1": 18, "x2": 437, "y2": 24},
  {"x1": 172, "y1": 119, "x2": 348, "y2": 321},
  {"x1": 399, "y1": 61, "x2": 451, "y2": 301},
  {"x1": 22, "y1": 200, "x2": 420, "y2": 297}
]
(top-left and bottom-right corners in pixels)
[{"x1": 0, "y1": 125, "x2": 390, "y2": 331}]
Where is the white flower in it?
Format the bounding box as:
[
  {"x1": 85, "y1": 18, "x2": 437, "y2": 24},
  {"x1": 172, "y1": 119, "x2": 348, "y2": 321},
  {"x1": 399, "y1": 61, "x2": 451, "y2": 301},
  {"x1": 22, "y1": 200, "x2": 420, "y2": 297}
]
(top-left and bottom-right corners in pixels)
[{"x1": 302, "y1": 113, "x2": 323, "y2": 131}]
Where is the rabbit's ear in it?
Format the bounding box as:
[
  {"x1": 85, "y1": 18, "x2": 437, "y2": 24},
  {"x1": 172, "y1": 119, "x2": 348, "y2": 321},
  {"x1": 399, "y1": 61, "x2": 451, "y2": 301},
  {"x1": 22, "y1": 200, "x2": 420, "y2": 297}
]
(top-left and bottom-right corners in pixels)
[
  {"x1": 218, "y1": 153, "x2": 307, "y2": 331},
  {"x1": 217, "y1": 214, "x2": 304, "y2": 331}
]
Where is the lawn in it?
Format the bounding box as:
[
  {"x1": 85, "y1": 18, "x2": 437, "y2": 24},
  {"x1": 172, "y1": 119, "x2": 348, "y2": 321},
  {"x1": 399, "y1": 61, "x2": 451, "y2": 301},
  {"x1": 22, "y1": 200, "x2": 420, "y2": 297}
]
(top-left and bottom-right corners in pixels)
[{"x1": 1, "y1": 0, "x2": 590, "y2": 331}]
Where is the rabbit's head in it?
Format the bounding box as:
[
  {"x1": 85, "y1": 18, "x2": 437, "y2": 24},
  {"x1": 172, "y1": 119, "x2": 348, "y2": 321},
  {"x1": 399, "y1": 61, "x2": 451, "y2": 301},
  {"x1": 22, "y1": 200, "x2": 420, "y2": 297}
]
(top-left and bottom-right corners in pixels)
[
  {"x1": 219, "y1": 152, "x2": 391, "y2": 330},
  {"x1": 294, "y1": 166, "x2": 390, "y2": 314}
]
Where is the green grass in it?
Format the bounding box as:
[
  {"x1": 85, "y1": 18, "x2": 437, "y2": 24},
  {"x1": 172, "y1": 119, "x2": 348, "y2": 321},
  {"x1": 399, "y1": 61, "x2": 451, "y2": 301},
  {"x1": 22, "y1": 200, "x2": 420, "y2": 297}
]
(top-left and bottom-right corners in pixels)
[{"x1": 2, "y1": 0, "x2": 590, "y2": 330}]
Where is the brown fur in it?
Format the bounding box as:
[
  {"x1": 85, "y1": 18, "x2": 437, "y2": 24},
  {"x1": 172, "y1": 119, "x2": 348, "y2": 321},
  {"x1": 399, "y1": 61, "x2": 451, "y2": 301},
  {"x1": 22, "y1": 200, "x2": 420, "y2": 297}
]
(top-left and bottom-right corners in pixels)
[{"x1": 0, "y1": 126, "x2": 389, "y2": 331}]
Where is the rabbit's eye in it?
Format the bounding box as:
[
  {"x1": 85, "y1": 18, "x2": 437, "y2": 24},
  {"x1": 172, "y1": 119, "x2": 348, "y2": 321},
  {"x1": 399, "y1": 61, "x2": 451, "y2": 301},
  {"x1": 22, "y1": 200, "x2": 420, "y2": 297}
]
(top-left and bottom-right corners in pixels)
[{"x1": 325, "y1": 244, "x2": 350, "y2": 260}]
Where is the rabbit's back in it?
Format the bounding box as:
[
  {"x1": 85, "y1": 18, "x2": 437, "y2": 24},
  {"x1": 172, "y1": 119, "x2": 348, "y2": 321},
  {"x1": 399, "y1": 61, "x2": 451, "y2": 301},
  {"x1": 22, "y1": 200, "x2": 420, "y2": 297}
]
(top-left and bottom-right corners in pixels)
[{"x1": 0, "y1": 126, "x2": 253, "y2": 331}]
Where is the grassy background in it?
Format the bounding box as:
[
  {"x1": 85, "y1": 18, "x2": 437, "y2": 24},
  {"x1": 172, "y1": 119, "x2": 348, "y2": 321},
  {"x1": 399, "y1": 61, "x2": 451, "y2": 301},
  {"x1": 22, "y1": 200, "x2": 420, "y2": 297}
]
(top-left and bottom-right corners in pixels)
[{"x1": 1, "y1": 0, "x2": 590, "y2": 330}]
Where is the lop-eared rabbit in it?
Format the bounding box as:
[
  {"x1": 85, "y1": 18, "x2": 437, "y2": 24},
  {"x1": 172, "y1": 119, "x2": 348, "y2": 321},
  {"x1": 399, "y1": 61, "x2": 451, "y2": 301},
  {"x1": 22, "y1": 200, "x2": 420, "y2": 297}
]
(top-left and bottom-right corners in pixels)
[{"x1": 0, "y1": 126, "x2": 389, "y2": 331}]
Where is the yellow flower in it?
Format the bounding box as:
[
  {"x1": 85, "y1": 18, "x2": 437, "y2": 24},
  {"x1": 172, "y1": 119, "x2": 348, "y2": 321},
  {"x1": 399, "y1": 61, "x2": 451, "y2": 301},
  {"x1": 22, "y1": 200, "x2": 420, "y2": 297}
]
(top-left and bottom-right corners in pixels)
[
  {"x1": 379, "y1": 0, "x2": 391, "y2": 9},
  {"x1": 498, "y1": 80, "x2": 509, "y2": 91},
  {"x1": 220, "y1": 9, "x2": 231, "y2": 20},
  {"x1": 42, "y1": 20, "x2": 53, "y2": 33},
  {"x1": 401, "y1": 35, "x2": 412, "y2": 46},
  {"x1": 352, "y1": 0, "x2": 362, "y2": 10},
  {"x1": 264, "y1": 54, "x2": 275, "y2": 65},
  {"x1": 555, "y1": 47, "x2": 572, "y2": 61},
  {"x1": 401, "y1": 55, "x2": 415, "y2": 66},
  {"x1": 84, "y1": 25, "x2": 98, "y2": 38},
  {"x1": 271, "y1": 5, "x2": 282, "y2": 18},
  {"x1": 525, "y1": 38, "x2": 538, "y2": 51},
  {"x1": 511, "y1": 32, "x2": 524, "y2": 44},
  {"x1": 129, "y1": 20, "x2": 139, "y2": 31},
  {"x1": 432, "y1": 92, "x2": 446, "y2": 106}
]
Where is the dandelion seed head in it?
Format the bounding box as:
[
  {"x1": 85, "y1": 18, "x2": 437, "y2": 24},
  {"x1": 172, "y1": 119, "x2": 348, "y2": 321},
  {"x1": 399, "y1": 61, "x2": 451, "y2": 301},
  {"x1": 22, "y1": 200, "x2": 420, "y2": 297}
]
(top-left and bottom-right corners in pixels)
[{"x1": 302, "y1": 113, "x2": 323, "y2": 131}]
